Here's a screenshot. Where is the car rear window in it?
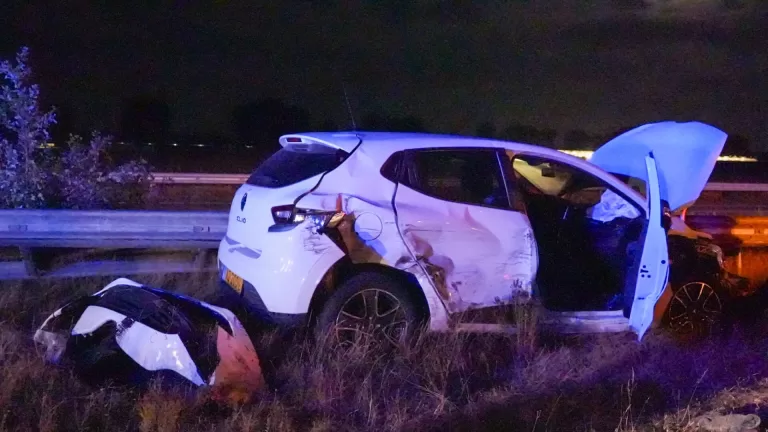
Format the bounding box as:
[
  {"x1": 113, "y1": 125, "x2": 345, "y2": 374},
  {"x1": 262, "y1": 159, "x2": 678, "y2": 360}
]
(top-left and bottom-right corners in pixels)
[{"x1": 246, "y1": 144, "x2": 348, "y2": 188}]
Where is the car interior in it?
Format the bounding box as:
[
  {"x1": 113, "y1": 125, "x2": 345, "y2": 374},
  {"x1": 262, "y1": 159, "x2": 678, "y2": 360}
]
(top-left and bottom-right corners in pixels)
[{"x1": 510, "y1": 154, "x2": 646, "y2": 312}]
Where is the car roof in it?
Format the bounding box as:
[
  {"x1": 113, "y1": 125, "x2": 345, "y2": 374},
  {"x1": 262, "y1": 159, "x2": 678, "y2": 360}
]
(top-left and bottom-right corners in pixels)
[{"x1": 280, "y1": 130, "x2": 583, "y2": 162}]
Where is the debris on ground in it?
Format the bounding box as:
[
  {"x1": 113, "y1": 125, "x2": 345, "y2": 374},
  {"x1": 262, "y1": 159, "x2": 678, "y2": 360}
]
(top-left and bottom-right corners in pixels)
[{"x1": 33, "y1": 277, "x2": 264, "y2": 404}]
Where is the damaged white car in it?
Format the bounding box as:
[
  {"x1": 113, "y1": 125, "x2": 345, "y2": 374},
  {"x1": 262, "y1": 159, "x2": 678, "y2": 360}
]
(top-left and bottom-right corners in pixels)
[{"x1": 217, "y1": 121, "x2": 727, "y2": 344}]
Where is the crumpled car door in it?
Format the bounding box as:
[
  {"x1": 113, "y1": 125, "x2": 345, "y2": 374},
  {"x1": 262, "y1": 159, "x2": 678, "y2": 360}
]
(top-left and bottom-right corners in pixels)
[{"x1": 391, "y1": 148, "x2": 538, "y2": 313}]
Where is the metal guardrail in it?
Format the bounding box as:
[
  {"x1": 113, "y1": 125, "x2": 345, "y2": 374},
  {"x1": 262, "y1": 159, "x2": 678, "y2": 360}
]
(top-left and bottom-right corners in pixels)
[
  {"x1": 150, "y1": 172, "x2": 768, "y2": 192},
  {"x1": 0, "y1": 209, "x2": 227, "y2": 249},
  {"x1": 152, "y1": 173, "x2": 248, "y2": 185},
  {"x1": 0, "y1": 175, "x2": 767, "y2": 281},
  {"x1": 703, "y1": 183, "x2": 768, "y2": 192},
  {"x1": 686, "y1": 215, "x2": 768, "y2": 248},
  {"x1": 0, "y1": 210, "x2": 228, "y2": 280}
]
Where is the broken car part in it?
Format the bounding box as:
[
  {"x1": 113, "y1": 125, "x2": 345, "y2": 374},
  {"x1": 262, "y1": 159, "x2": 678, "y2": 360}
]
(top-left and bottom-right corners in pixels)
[{"x1": 34, "y1": 277, "x2": 264, "y2": 402}]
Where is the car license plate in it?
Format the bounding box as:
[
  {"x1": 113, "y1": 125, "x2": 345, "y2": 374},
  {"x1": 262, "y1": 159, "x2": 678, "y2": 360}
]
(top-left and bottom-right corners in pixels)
[{"x1": 224, "y1": 269, "x2": 244, "y2": 294}]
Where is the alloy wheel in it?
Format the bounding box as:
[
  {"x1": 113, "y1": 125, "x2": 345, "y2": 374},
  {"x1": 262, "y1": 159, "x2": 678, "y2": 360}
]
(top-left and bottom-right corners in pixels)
[
  {"x1": 333, "y1": 288, "x2": 409, "y2": 346},
  {"x1": 667, "y1": 281, "x2": 723, "y2": 335}
]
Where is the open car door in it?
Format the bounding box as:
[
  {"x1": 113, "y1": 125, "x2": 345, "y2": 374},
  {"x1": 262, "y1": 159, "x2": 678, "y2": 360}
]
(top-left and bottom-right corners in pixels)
[{"x1": 627, "y1": 154, "x2": 669, "y2": 339}]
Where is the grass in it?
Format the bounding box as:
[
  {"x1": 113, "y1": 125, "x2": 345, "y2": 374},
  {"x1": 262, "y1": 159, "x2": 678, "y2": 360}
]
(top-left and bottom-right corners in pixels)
[{"x1": 2, "y1": 272, "x2": 768, "y2": 431}]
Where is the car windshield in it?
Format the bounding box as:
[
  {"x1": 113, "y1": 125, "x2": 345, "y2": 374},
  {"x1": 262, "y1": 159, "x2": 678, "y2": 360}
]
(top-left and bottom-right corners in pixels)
[{"x1": 246, "y1": 144, "x2": 348, "y2": 188}]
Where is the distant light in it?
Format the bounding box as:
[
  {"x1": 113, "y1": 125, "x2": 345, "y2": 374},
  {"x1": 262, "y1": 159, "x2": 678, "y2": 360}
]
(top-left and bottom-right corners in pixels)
[
  {"x1": 558, "y1": 149, "x2": 757, "y2": 163},
  {"x1": 717, "y1": 155, "x2": 758, "y2": 162},
  {"x1": 245, "y1": 145, "x2": 253, "y2": 149},
  {"x1": 195, "y1": 144, "x2": 206, "y2": 147},
  {"x1": 171, "y1": 143, "x2": 178, "y2": 147},
  {"x1": 147, "y1": 142, "x2": 153, "y2": 146},
  {"x1": 559, "y1": 150, "x2": 593, "y2": 159}
]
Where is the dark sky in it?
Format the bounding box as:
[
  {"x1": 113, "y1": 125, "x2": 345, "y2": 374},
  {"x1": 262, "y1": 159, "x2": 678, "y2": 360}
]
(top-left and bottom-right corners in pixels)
[{"x1": 2, "y1": 1, "x2": 767, "y2": 146}]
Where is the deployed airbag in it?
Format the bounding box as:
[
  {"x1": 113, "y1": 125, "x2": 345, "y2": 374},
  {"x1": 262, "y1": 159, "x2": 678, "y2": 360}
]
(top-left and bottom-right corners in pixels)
[{"x1": 33, "y1": 278, "x2": 264, "y2": 403}]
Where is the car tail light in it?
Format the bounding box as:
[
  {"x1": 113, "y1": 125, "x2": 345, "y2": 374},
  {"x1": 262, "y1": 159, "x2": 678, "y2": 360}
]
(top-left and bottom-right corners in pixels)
[
  {"x1": 271, "y1": 205, "x2": 295, "y2": 224},
  {"x1": 271, "y1": 205, "x2": 343, "y2": 231}
]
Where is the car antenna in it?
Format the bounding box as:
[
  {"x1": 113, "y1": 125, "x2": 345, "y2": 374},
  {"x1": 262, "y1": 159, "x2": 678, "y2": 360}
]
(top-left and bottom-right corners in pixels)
[{"x1": 341, "y1": 80, "x2": 357, "y2": 131}]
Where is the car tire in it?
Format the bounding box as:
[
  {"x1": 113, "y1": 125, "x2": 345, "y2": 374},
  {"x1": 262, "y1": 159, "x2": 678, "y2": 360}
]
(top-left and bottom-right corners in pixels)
[
  {"x1": 313, "y1": 272, "x2": 425, "y2": 348},
  {"x1": 662, "y1": 279, "x2": 730, "y2": 339}
]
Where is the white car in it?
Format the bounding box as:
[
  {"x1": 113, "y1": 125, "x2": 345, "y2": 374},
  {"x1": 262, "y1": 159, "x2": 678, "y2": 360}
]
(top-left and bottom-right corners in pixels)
[{"x1": 217, "y1": 121, "x2": 727, "y2": 344}]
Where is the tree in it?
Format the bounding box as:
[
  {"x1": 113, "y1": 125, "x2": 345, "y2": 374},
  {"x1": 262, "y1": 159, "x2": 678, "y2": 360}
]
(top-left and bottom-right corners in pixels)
[
  {"x1": 0, "y1": 47, "x2": 56, "y2": 208},
  {"x1": 120, "y1": 95, "x2": 171, "y2": 144},
  {"x1": 0, "y1": 47, "x2": 152, "y2": 209}
]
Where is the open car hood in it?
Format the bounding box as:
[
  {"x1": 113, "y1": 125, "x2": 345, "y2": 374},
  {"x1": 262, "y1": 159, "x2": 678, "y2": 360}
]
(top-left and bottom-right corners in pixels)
[{"x1": 589, "y1": 121, "x2": 727, "y2": 212}]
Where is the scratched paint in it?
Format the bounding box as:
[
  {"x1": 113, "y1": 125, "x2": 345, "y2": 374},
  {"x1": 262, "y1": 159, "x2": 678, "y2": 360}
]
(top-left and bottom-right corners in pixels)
[
  {"x1": 393, "y1": 183, "x2": 538, "y2": 313},
  {"x1": 294, "y1": 145, "x2": 453, "y2": 328}
]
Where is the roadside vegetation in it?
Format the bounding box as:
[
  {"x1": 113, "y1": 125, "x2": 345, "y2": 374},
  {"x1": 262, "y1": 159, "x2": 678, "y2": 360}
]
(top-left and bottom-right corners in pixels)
[
  {"x1": 1, "y1": 271, "x2": 768, "y2": 431},
  {"x1": 0, "y1": 47, "x2": 152, "y2": 210}
]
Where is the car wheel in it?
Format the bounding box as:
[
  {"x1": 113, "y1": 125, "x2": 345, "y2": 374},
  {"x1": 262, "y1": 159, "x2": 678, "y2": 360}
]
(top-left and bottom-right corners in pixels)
[
  {"x1": 663, "y1": 280, "x2": 726, "y2": 338},
  {"x1": 314, "y1": 272, "x2": 424, "y2": 348}
]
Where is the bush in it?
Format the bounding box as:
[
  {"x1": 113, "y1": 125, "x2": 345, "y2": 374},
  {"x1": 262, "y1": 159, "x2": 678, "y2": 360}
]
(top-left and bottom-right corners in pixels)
[
  {"x1": 52, "y1": 133, "x2": 153, "y2": 209},
  {"x1": 0, "y1": 47, "x2": 152, "y2": 209}
]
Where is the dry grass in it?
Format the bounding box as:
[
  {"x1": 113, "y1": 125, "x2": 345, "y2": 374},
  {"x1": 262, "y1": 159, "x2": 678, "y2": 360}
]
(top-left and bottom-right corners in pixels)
[{"x1": 2, "y1": 273, "x2": 768, "y2": 431}]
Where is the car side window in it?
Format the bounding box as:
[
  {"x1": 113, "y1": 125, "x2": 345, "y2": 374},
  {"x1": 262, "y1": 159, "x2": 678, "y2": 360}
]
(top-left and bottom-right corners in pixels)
[
  {"x1": 511, "y1": 153, "x2": 642, "y2": 220},
  {"x1": 511, "y1": 154, "x2": 575, "y2": 196},
  {"x1": 402, "y1": 149, "x2": 511, "y2": 210}
]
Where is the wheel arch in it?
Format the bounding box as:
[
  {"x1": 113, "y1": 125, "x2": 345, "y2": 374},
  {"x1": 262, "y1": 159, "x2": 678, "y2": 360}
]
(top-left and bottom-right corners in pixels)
[{"x1": 307, "y1": 257, "x2": 431, "y2": 326}]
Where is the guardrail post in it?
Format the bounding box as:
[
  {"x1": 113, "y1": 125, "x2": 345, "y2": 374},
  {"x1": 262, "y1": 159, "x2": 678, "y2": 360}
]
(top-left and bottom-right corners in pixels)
[{"x1": 18, "y1": 247, "x2": 37, "y2": 278}]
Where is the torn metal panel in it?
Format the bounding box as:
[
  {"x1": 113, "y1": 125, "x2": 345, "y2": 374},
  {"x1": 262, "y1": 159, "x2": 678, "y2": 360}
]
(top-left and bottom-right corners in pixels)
[
  {"x1": 294, "y1": 145, "x2": 453, "y2": 326},
  {"x1": 34, "y1": 278, "x2": 264, "y2": 401},
  {"x1": 393, "y1": 183, "x2": 538, "y2": 313}
]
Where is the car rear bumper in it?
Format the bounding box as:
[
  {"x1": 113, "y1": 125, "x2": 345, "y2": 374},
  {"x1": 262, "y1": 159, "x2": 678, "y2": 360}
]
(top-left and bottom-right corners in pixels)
[{"x1": 216, "y1": 275, "x2": 308, "y2": 328}]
